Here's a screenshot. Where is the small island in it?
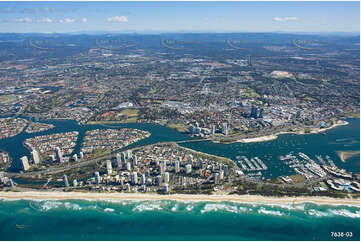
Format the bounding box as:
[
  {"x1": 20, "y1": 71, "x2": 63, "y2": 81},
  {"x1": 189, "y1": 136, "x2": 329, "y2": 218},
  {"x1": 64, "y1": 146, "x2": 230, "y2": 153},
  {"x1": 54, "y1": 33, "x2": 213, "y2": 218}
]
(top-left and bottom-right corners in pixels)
[{"x1": 25, "y1": 122, "x2": 55, "y2": 134}]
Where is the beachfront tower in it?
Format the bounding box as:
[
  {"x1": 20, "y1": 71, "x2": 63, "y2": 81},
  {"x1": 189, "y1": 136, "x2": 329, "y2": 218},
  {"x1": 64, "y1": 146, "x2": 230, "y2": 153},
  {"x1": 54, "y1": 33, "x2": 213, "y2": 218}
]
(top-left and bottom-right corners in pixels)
[
  {"x1": 20, "y1": 156, "x2": 30, "y2": 171},
  {"x1": 175, "y1": 161, "x2": 180, "y2": 173},
  {"x1": 185, "y1": 164, "x2": 192, "y2": 174},
  {"x1": 160, "y1": 162, "x2": 166, "y2": 174},
  {"x1": 121, "y1": 152, "x2": 126, "y2": 163},
  {"x1": 132, "y1": 155, "x2": 138, "y2": 167},
  {"x1": 106, "y1": 160, "x2": 113, "y2": 175},
  {"x1": 164, "y1": 183, "x2": 169, "y2": 193},
  {"x1": 55, "y1": 147, "x2": 63, "y2": 163},
  {"x1": 164, "y1": 172, "x2": 170, "y2": 183},
  {"x1": 155, "y1": 175, "x2": 162, "y2": 186},
  {"x1": 94, "y1": 171, "x2": 101, "y2": 185},
  {"x1": 141, "y1": 174, "x2": 146, "y2": 185},
  {"x1": 31, "y1": 150, "x2": 40, "y2": 164},
  {"x1": 126, "y1": 162, "x2": 131, "y2": 171},
  {"x1": 214, "y1": 173, "x2": 220, "y2": 184},
  {"x1": 131, "y1": 172, "x2": 138, "y2": 185},
  {"x1": 223, "y1": 165, "x2": 229, "y2": 177},
  {"x1": 127, "y1": 150, "x2": 132, "y2": 159},
  {"x1": 63, "y1": 174, "x2": 69, "y2": 187},
  {"x1": 116, "y1": 153, "x2": 122, "y2": 169}
]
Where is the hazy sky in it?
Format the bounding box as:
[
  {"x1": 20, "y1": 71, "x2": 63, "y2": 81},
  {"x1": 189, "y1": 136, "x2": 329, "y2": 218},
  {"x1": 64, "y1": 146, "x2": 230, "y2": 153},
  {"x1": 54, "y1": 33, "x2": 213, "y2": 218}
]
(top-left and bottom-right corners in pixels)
[{"x1": 0, "y1": 1, "x2": 359, "y2": 33}]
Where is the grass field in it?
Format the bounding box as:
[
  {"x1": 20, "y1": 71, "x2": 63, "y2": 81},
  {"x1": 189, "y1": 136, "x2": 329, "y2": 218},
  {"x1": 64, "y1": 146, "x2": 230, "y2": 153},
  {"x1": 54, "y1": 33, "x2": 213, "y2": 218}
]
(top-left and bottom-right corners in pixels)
[
  {"x1": 167, "y1": 122, "x2": 188, "y2": 132},
  {"x1": 120, "y1": 109, "x2": 139, "y2": 117},
  {"x1": 0, "y1": 95, "x2": 16, "y2": 104}
]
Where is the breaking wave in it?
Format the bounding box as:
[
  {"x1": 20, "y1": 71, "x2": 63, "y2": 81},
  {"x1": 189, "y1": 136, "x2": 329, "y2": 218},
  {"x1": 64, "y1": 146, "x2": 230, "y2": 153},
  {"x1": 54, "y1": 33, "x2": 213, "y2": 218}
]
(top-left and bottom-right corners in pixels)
[{"x1": 1, "y1": 199, "x2": 355, "y2": 219}]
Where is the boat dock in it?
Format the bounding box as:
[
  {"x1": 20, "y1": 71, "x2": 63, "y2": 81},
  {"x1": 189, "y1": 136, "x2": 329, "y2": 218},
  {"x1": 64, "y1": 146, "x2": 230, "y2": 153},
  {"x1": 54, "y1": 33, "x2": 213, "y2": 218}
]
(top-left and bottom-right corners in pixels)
[{"x1": 237, "y1": 156, "x2": 268, "y2": 171}]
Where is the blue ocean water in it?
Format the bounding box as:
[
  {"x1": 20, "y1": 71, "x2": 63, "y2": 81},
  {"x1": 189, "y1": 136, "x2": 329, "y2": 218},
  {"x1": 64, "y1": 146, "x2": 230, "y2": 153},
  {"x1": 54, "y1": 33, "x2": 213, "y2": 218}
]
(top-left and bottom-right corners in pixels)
[{"x1": 0, "y1": 199, "x2": 359, "y2": 241}]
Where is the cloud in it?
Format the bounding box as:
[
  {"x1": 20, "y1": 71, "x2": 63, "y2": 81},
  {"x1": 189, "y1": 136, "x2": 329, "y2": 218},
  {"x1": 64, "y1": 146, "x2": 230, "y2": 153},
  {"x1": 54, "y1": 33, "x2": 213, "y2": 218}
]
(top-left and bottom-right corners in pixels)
[
  {"x1": 39, "y1": 18, "x2": 53, "y2": 23},
  {"x1": 273, "y1": 17, "x2": 297, "y2": 22},
  {"x1": 59, "y1": 18, "x2": 76, "y2": 24},
  {"x1": 81, "y1": 17, "x2": 87, "y2": 23},
  {"x1": 21, "y1": 7, "x2": 68, "y2": 14},
  {"x1": 107, "y1": 16, "x2": 128, "y2": 23},
  {"x1": 15, "y1": 17, "x2": 32, "y2": 23}
]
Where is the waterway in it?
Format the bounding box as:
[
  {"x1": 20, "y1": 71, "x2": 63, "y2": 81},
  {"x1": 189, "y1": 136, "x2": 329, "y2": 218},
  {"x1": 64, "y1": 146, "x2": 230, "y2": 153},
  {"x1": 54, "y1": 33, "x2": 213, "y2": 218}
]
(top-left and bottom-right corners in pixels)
[{"x1": 0, "y1": 116, "x2": 359, "y2": 179}]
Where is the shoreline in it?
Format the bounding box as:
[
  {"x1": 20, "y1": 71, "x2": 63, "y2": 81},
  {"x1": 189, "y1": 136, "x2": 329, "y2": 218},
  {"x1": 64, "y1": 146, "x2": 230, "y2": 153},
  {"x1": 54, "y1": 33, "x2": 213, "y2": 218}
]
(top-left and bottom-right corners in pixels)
[
  {"x1": 0, "y1": 191, "x2": 359, "y2": 207},
  {"x1": 237, "y1": 120, "x2": 349, "y2": 144}
]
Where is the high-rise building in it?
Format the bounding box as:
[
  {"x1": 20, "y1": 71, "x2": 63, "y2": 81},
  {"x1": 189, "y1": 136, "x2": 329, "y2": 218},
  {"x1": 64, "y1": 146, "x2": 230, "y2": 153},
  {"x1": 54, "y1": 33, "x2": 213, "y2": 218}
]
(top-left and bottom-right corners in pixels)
[
  {"x1": 94, "y1": 171, "x2": 100, "y2": 184},
  {"x1": 185, "y1": 164, "x2": 192, "y2": 174},
  {"x1": 31, "y1": 150, "x2": 40, "y2": 165},
  {"x1": 131, "y1": 172, "x2": 138, "y2": 185},
  {"x1": 222, "y1": 123, "x2": 228, "y2": 136},
  {"x1": 141, "y1": 174, "x2": 146, "y2": 185},
  {"x1": 49, "y1": 154, "x2": 56, "y2": 162},
  {"x1": 20, "y1": 156, "x2": 30, "y2": 171},
  {"x1": 250, "y1": 106, "x2": 258, "y2": 119},
  {"x1": 210, "y1": 124, "x2": 216, "y2": 135},
  {"x1": 126, "y1": 150, "x2": 133, "y2": 159},
  {"x1": 126, "y1": 162, "x2": 131, "y2": 171},
  {"x1": 160, "y1": 161, "x2": 166, "y2": 174},
  {"x1": 164, "y1": 172, "x2": 170, "y2": 183},
  {"x1": 214, "y1": 173, "x2": 220, "y2": 184},
  {"x1": 9, "y1": 178, "x2": 14, "y2": 188},
  {"x1": 132, "y1": 155, "x2": 138, "y2": 166},
  {"x1": 63, "y1": 174, "x2": 69, "y2": 187},
  {"x1": 219, "y1": 170, "x2": 224, "y2": 180},
  {"x1": 72, "y1": 154, "x2": 78, "y2": 162},
  {"x1": 223, "y1": 165, "x2": 229, "y2": 177},
  {"x1": 248, "y1": 55, "x2": 252, "y2": 66},
  {"x1": 175, "y1": 161, "x2": 180, "y2": 173},
  {"x1": 79, "y1": 152, "x2": 84, "y2": 159},
  {"x1": 258, "y1": 108, "x2": 264, "y2": 119},
  {"x1": 55, "y1": 147, "x2": 63, "y2": 163},
  {"x1": 106, "y1": 160, "x2": 112, "y2": 175},
  {"x1": 164, "y1": 183, "x2": 169, "y2": 193},
  {"x1": 155, "y1": 175, "x2": 162, "y2": 186},
  {"x1": 125, "y1": 183, "x2": 131, "y2": 192},
  {"x1": 116, "y1": 153, "x2": 122, "y2": 169},
  {"x1": 121, "y1": 152, "x2": 126, "y2": 163},
  {"x1": 72, "y1": 179, "x2": 78, "y2": 187}
]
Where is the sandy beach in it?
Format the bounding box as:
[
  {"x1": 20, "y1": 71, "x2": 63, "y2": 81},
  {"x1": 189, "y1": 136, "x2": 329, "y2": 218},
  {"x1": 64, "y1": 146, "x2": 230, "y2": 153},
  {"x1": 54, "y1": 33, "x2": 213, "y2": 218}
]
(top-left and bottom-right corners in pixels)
[
  {"x1": 237, "y1": 120, "x2": 349, "y2": 144},
  {"x1": 0, "y1": 191, "x2": 359, "y2": 206}
]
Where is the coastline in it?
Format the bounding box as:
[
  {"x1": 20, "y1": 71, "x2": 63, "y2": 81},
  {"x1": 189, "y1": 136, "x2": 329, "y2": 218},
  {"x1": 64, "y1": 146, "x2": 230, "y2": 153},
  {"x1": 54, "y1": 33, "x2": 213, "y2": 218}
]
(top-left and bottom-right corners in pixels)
[
  {"x1": 0, "y1": 191, "x2": 359, "y2": 207},
  {"x1": 237, "y1": 120, "x2": 349, "y2": 144}
]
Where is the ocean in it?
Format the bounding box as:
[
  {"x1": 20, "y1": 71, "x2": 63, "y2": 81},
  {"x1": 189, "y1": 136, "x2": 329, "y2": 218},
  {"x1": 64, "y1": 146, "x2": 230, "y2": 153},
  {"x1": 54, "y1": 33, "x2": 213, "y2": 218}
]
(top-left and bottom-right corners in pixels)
[
  {"x1": 0, "y1": 117, "x2": 359, "y2": 240},
  {"x1": 0, "y1": 199, "x2": 359, "y2": 241}
]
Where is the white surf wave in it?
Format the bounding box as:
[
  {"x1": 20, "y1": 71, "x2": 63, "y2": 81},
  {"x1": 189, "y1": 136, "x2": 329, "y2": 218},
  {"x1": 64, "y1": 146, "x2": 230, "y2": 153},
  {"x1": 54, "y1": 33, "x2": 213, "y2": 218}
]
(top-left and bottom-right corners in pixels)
[
  {"x1": 64, "y1": 202, "x2": 82, "y2": 211},
  {"x1": 200, "y1": 203, "x2": 239, "y2": 214},
  {"x1": 40, "y1": 201, "x2": 63, "y2": 211},
  {"x1": 132, "y1": 203, "x2": 163, "y2": 212},
  {"x1": 185, "y1": 204, "x2": 194, "y2": 211},
  {"x1": 104, "y1": 208, "x2": 115, "y2": 212},
  {"x1": 307, "y1": 209, "x2": 329, "y2": 217},
  {"x1": 257, "y1": 207, "x2": 285, "y2": 216},
  {"x1": 328, "y1": 209, "x2": 360, "y2": 218},
  {"x1": 171, "y1": 203, "x2": 179, "y2": 212}
]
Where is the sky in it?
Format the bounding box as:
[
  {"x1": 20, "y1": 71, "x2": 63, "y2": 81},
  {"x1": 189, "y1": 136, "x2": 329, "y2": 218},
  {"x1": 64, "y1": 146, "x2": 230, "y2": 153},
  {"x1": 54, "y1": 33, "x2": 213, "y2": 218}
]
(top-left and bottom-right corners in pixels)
[{"x1": 0, "y1": 1, "x2": 359, "y2": 33}]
